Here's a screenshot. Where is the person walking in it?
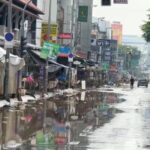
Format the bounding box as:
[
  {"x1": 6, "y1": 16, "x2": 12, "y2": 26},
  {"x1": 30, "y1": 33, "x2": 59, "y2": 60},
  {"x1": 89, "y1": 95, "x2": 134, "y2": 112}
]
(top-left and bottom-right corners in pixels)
[{"x1": 130, "y1": 76, "x2": 135, "y2": 89}]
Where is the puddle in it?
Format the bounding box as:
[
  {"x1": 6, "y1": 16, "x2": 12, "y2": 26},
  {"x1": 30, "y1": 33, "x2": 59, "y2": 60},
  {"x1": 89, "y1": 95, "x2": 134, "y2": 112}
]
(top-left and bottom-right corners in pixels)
[{"x1": 0, "y1": 90, "x2": 126, "y2": 149}]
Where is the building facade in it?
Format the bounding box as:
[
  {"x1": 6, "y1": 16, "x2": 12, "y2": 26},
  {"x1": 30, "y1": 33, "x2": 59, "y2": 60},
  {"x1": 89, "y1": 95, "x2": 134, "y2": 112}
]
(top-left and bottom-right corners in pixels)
[
  {"x1": 0, "y1": 0, "x2": 43, "y2": 49},
  {"x1": 78, "y1": 0, "x2": 93, "y2": 57}
]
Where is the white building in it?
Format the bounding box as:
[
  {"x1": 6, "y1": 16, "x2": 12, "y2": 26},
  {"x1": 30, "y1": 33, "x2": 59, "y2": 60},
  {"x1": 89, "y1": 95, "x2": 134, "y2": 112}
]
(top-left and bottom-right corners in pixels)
[{"x1": 36, "y1": 0, "x2": 58, "y2": 46}]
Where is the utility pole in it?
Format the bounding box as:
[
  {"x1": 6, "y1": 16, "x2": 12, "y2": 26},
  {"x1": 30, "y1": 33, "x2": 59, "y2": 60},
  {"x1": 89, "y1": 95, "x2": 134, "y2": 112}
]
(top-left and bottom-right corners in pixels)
[
  {"x1": 20, "y1": 0, "x2": 32, "y2": 56},
  {"x1": 68, "y1": 0, "x2": 75, "y2": 89},
  {"x1": 4, "y1": 0, "x2": 12, "y2": 101},
  {"x1": 17, "y1": 0, "x2": 32, "y2": 99},
  {"x1": 44, "y1": 0, "x2": 51, "y2": 94},
  {"x1": 43, "y1": 0, "x2": 51, "y2": 134}
]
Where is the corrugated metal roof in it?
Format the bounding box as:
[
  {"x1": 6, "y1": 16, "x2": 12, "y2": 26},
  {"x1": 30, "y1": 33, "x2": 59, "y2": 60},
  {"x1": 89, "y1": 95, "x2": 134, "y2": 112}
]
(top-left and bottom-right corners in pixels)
[{"x1": 17, "y1": 0, "x2": 43, "y2": 14}]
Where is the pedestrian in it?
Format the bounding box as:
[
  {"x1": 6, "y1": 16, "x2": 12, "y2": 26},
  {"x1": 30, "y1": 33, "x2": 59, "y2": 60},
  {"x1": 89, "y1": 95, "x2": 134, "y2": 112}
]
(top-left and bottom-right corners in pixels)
[{"x1": 130, "y1": 76, "x2": 135, "y2": 89}]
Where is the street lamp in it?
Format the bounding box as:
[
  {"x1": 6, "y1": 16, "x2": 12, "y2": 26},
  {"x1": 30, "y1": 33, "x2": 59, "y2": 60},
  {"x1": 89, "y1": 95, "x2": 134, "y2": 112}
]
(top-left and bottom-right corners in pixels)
[
  {"x1": 21, "y1": 0, "x2": 32, "y2": 41},
  {"x1": 20, "y1": 0, "x2": 32, "y2": 57}
]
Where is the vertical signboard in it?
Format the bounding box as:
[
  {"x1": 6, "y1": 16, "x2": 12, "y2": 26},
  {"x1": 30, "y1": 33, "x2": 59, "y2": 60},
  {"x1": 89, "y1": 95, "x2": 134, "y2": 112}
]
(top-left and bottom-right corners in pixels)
[
  {"x1": 78, "y1": 6, "x2": 88, "y2": 22},
  {"x1": 111, "y1": 22, "x2": 123, "y2": 44},
  {"x1": 96, "y1": 39, "x2": 117, "y2": 65}
]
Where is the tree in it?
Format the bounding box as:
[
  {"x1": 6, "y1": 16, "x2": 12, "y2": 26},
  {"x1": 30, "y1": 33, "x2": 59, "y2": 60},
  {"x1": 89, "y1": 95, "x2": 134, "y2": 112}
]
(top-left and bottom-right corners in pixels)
[
  {"x1": 118, "y1": 45, "x2": 141, "y2": 72},
  {"x1": 141, "y1": 10, "x2": 150, "y2": 42}
]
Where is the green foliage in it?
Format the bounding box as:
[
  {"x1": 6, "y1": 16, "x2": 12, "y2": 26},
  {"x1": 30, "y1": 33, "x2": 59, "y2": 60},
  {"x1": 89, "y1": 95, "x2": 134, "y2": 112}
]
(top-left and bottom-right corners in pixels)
[
  {"x1": 141, "y1": 10, "x2": 150, "y2": 42},
  {"x1": 118, "y1": 45, "x2": 139, "y2": 55},
  {"x1": 118, "y1": 45, "x2": 141, "y2": 71}
]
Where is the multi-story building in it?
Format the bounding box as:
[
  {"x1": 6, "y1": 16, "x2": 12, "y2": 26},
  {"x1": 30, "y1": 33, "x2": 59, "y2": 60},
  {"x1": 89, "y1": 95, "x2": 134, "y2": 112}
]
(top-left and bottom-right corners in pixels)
[
  {"x1": 0, "y1": 0, "x2": 43, "y2": 50},
  {"x1": 90, "y1": 18, "x2": 115, "y2": 65},
  {"x1": 122, "y1": 35, "x2": 148, "y2": 51},
  {"x1": 40, "y1": 0, "x2": 93, "y2": 59},
  {"x1": 78, "y1": 0, "x2": 93, "y2": 58}
]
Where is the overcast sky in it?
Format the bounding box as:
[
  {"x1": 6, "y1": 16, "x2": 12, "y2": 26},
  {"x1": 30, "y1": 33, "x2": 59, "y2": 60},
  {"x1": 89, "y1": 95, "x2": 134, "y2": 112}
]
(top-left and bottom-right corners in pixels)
[{"x1": 93, "y1": 0, "x2": 150, "y2": 36}]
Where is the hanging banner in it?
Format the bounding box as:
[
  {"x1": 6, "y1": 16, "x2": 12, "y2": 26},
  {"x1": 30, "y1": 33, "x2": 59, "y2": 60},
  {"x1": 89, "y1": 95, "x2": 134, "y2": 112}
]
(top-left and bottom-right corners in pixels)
[{"x1": 78, "y1": 6, "x2": 88, "y2": 22}]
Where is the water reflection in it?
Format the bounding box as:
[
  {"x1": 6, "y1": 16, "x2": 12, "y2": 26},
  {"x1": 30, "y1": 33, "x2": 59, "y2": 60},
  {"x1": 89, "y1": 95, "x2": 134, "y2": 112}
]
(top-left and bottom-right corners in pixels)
[{"x1": 0, "y1": 91, "x2": 125, "y2": 149}]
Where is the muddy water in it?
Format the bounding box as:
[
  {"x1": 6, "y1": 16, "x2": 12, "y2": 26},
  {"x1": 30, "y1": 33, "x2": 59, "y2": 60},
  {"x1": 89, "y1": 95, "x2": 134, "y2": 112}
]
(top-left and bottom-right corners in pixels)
[{"x1": 0, "y1": 90, "x2": 124, "y2": 149}]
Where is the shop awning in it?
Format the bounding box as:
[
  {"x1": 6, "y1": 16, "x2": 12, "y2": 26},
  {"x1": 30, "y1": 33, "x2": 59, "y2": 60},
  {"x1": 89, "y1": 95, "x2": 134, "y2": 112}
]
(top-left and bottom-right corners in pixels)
[
  {"x1": 15, "y1": 0, "x2": 44, "y2": 14},
  {"x1": 28, "y1": 50, "x2": 69, "y2": 69}
]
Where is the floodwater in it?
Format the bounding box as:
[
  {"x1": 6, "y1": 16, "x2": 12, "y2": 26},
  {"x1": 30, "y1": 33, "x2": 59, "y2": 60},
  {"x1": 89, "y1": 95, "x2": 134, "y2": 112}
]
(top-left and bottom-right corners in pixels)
[{"x1": 0, "y1": 86, "x2": 150, "y2": 150}]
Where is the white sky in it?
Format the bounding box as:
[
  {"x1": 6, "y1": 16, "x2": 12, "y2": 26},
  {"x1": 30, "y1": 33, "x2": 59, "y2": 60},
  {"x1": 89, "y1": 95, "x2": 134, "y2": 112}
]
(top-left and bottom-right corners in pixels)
[{"x1": 93, "y1": 0, "x2": 150, "y2": 36}]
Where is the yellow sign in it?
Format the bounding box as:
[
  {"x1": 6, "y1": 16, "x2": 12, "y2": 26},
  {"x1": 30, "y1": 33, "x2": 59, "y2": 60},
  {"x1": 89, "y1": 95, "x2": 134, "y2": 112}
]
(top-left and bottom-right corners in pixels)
[{"x1": 41, "y1": 22, "x2": 58, "y2": 45}]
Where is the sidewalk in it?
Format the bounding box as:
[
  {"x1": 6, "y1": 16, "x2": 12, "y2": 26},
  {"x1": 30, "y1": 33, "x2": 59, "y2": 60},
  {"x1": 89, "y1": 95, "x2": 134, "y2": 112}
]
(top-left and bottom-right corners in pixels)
[{"x1": 0, "y1": 88, "x2": 80, "y2": 109}]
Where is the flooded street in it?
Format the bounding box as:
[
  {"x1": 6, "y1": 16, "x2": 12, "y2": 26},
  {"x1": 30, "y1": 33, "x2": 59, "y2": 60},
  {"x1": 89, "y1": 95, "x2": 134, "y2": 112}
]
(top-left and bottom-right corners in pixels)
[{"x1": 1, "y1": 86, "x2": 150, "y2": 149}]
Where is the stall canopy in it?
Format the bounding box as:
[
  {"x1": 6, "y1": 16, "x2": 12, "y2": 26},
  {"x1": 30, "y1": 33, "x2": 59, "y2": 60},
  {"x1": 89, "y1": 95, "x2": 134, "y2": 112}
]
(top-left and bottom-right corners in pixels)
[
  {"x1": 0, "y1": 47, "x2": 25, "y2": 94},
  {"x1": 28, "y1": 50, "x2": 69, "y2": 70}
]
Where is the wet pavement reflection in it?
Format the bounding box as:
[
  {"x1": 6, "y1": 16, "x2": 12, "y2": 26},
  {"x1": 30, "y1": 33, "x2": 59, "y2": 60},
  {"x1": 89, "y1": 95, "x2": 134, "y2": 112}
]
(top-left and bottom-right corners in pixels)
[{"x1": 0, "y1": 90, "x2": 124, "y2": 149}]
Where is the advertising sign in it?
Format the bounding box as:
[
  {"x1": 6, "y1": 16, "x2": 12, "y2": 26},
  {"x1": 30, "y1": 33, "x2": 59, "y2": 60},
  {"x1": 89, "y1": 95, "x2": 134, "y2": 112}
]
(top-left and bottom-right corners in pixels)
[
  {"x1": 96, "y1": 39, "x2": 117, "y2": 65},
  {"x1": 58, "y1": 33, "x2": 73, "y2": 39},
  {"x1": 40, "y1": 42, "x2": 59, "y2": 59},
  {"x1": 41, "y1": 22, "x2": 58, "y2": 45}
]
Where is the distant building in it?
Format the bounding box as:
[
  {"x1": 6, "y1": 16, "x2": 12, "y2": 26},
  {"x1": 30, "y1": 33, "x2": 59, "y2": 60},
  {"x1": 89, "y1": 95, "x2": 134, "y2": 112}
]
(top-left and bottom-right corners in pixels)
[
  {"x1": 111, "y1": 22, "x2": 123, "y2": 45},
  {"x1": 122, "y1": 35, "x2": 148, "y2": 52}
]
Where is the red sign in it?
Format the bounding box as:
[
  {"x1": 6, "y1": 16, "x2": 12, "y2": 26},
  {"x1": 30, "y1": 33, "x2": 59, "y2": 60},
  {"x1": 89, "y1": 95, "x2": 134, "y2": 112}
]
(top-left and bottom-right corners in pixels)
[
  {"x1": 75, "y1": 50, "x2": 87, "y2": 59},
  {"x1": 114, "y1": 0, "x2": 128, "y2": 4},
  {"x1": 58, "y1": 33, "x2": 73, "y2": 39}
]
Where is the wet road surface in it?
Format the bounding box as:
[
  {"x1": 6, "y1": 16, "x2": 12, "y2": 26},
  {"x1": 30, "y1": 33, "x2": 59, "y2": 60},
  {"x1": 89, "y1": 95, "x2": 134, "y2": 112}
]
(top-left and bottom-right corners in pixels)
[
  {"x1": 0, "y1": 85, "x2": 150, "y2": 149},
  {"x1": 78, "y1": 86, "x2": 150, "y2": 150}
]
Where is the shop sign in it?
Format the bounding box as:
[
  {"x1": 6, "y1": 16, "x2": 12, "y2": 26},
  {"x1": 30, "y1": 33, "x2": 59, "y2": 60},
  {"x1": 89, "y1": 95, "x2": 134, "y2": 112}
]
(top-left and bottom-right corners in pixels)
[
  {"x1": 78, "y1": 6, "x2": 88, "y2": 22},
  {"x1": 58, "y1": 33, "x2": 73, "y2": 39},
  {"x1": 96, "y1": 39, "x2": 110, "y2": 47},
  {"x1": 40, "y1": 42, "x2": 59, "y2": 59},
  {"x1": 41, "y1": 23, "x2": 58, "y2": 45}
]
